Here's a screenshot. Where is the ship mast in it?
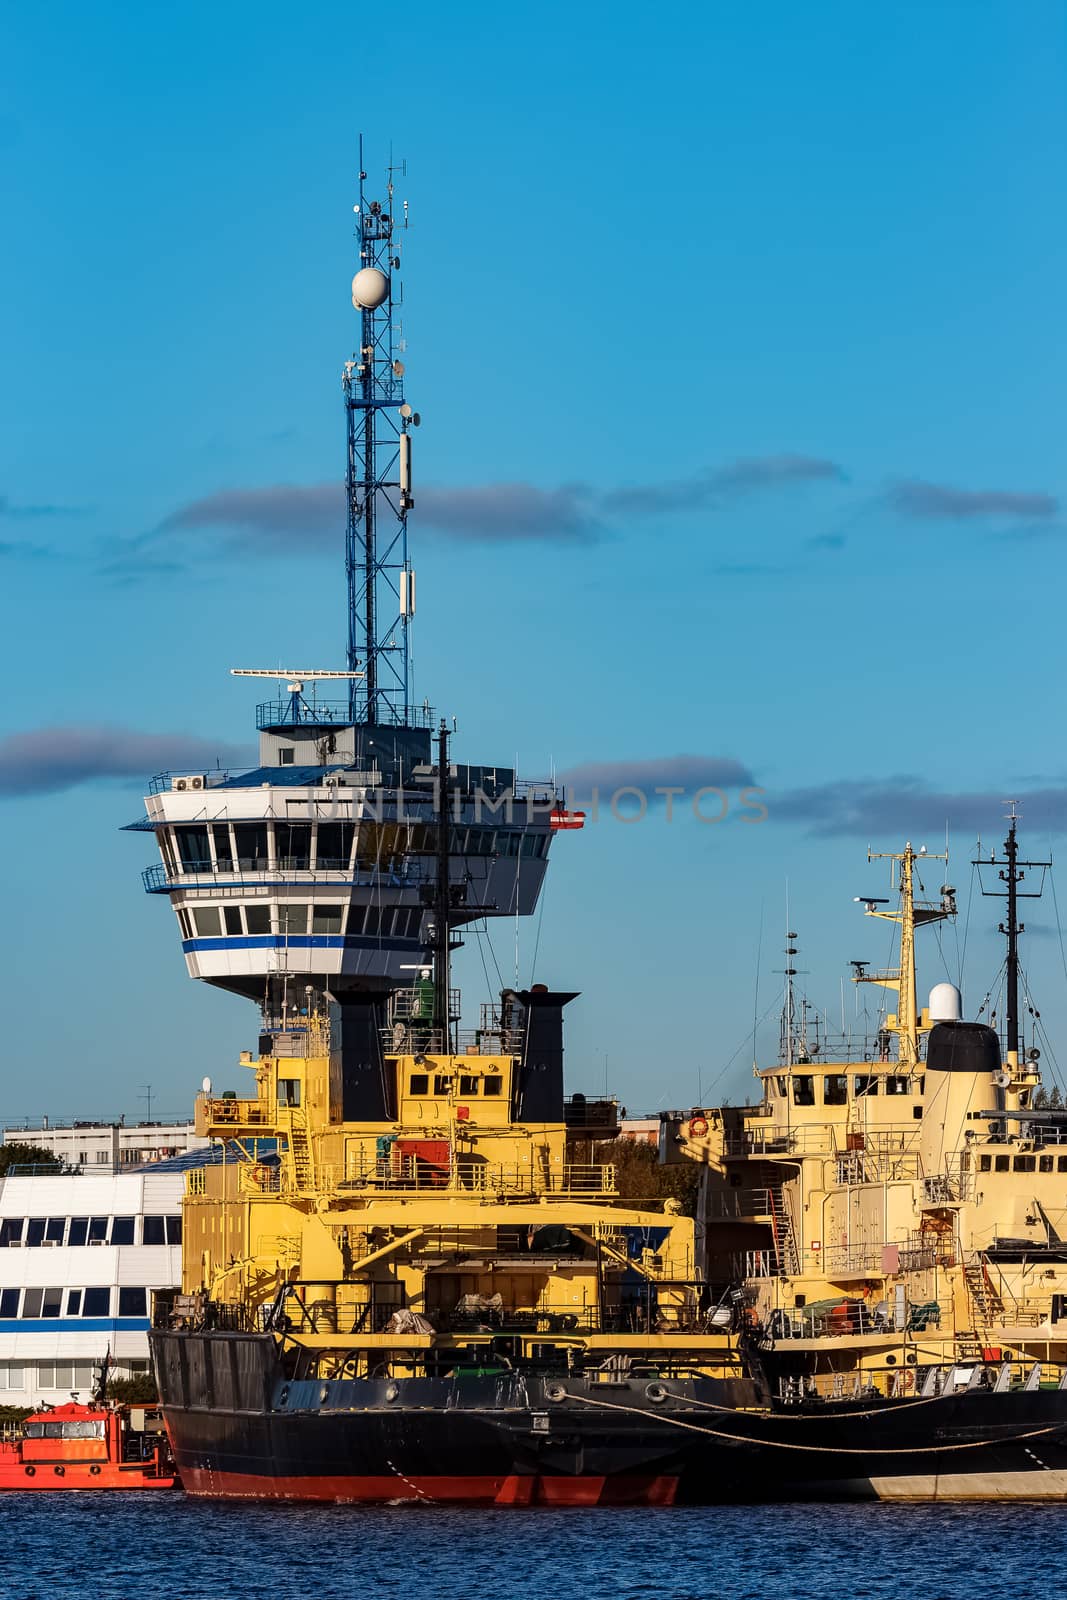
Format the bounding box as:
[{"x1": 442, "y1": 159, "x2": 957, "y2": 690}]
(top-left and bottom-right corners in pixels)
[
  {"x1": 973, "y1": 807, "x2": 1050, "y2": 1073},
  {"x1": 855, "y1": 844, "x2": 955, "y2": 1068},
  {"x1": 344, "y1": 138, "x2": 417, "y2": 726}
]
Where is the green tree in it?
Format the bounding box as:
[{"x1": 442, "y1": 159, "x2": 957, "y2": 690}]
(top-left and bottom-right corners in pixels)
[
  {"x1": 594, "y1": 1138, "x2": 700, "y2": 1218},
  {"x1": 1033, "y1": 1087, "x2": 1049, "y2": 1110},
  {"x1": 106, "y1": 1375, "x2": 158, "y2": 1404},
  {"x1": 1050, "y1": 1086, "x2": 1063, "y2": 1111},
  {"x1": 0, "y1": 1144, "x2": 60, "y2": 1176}
]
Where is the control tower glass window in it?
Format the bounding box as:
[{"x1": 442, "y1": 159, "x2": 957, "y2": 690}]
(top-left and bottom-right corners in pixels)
[
  {"x1": 312, "y1": 906, "x2": 344, "y2": 934},
  {"x1": 245, "y1": 905, "x2": 271, "y2": 935},
  {"x1": 276, "y1": 823, "x2": 311, "y2": 870},
  {"x1": 234, "y1": 824, "x2": 269, "y2": 870},
  {"x1": 278, "y1": 905, "x2": 308, "y2": 935},
  {"x1": 193, "y1": 907, "x2": 222, "y2": 937},
  {"x1": 175, "y1": 826, "x2": 211, "y2": 872},
  {"x1": 316, "y1": 822, "x2": 354, "y2": 870},
  {"x1": 213, "y1": 825, "x2": 234, "y2": 871}
]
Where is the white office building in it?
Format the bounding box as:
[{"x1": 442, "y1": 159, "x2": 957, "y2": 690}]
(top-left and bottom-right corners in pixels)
[
  {"x1": 0, "y1": 1168, "x2": 184, "y2": 1406},
  {"x1": 1, "y1": 1120, "x2": 209, "y2": 1171}
]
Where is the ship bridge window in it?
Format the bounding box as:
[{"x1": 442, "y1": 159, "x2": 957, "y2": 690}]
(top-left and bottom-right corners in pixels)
[
  {"x1": 1058, "y1": 1157, "x2": 1067, "y2": 1174},
  {"x1": 174, "y1": 826, "x2": 211, "y2": 872},
  {"x1": 0, "y1": 1219, "x2": 24, "y2": 1247},
  {"x1": 279, "y1": 1079, "x2": 301, "y2": 1107},
  {"x1": 459, "y1": 1075, "x2": 479, "y2": 1096},
  {"x1": 885, "y1": 1076, "x2": 910, "y2": 1096},
  {"x1": 823, "y1": 1075, "x2": 848, "y2": 1106},
  {"x1": 1040, "y1": 1154, "x2": 1054, "y2": 1173},
  {"x1": 82, "y1": 1287, "x2": 110, "y2": 1316},
  {"x1": 483, "y1": 1077, "x2": 503, "y2": 1096},
  {"x1": 276, "y1": 823, "x2": 311, "y2": 870},
  {"x1": 118, "y1": 1287, "x2": 147, "y2": 1318},
  {"x1": 409, "y1": 1073, "x2": 429, "y2": 1096},
  {"x1": 995, "y1": 1155, "x2": 1010, "y2": 1172},
  {"x1": 245, "y1": 905, "x2": 271, "y2": 935},
  {"x1": 234, "y1": 824, "x2": 269, "y2": 870},
  {"x1": 193, "y1": 907, "x2": 222, "y2": 938},
  {"x1": 854, "y1": 1075, "x2": 879, "y2": 1097},
  {"x1": 312, "y1": 905, "x2": 345, "y2": 935},
  {"x1": 212, "y1": 825, "x2": 234, "y2": 871},
  {"x1": 521, "y1": 833, "x2": 543, "y2": 858},
  {"x1": 279, "y1": 747, "x2": 295, "y2": 765},
  {"x1": 792, "y1": 1076, "x2": 815, "y2": 1107},
  {"x1": 316, "y1": 822, "x2": 354, "y2": 870},
  {"x1": 224, "y1": 906, "x2": 243, "y2": 935},
  {"x1": 434, "y1": 1075, "x2": 453, "y2": 1095},
  {"x1": 110, "y1": 1216, "x2": 135, "y2": 1245},
  {"x1": 1013, "y1": 1154, "x2": 1037, "y2": 1172}
]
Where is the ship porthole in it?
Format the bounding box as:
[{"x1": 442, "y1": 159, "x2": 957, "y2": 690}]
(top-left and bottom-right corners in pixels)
[
  {"x1": 385, "y1": 1383, "x2": 399, "y2": 1402},
  {"x1": 544, "y1": 1381, "x2": 567, "y2": 1403},
  {"x1": 645, "y1": 1383, "x2": 669, "y2": 1404},
  {"x1": 24, "y1": 1466, "x2": 35, "y2": 1478},
  {"x1": 54, "y1": 1465, "x2": 65, "y2": 1476},
  {"x1": 90, "y1": 1465, "x2": 101, "y2": 1476}
]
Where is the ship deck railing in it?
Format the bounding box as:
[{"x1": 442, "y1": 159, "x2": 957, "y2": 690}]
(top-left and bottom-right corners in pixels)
[{"x1": 337, "y1": 1159, "x2": 618, "y2": 1199}]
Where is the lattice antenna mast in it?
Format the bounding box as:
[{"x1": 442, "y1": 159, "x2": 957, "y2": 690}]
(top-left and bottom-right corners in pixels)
[{"x1": 344, "y1": 139, "x2": 418, "y2": 726}]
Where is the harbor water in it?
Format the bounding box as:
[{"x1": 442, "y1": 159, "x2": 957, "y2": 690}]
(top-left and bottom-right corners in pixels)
[{"x1": 3, "y1": 1497, "x2": 1063, "y2": 1599}]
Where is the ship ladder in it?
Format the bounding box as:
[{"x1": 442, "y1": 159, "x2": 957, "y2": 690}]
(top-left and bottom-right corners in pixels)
[
  {"x1": 287, "y1": 1110, "x2": 315, "y2": 1192},
  {"x1": 766, "y1": 1183, "x2": 800, "y2": 1277}
]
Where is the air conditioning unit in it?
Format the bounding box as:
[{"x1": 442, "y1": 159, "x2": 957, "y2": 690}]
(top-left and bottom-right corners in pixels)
[{"x1": 172, "y1": 775, "x2": 207, "y2": 792}]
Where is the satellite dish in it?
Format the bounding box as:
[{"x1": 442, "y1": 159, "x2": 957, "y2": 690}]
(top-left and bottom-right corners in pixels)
[
  {"x1": 392, "y1": 359, "x2": 405, "y2": 377},
  {"x1": 202, "y1": 1077, "x2": 212, "y2": 1095},
  {"x1": 351, "y1": 267, "x2": 390, "y2": 310}
]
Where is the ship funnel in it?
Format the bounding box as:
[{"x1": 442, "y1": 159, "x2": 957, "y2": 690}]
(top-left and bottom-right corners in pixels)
[{"x1": 928, "y1": 982, "x2": 962, "y2": 1023}]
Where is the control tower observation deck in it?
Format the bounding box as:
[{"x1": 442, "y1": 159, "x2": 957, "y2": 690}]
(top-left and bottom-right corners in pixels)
[{"x1": 124, "y1": 155, "x2": 580, "y2": 1005}]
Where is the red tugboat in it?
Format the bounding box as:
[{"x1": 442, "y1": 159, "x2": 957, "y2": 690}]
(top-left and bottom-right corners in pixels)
[{"x1": 0, "y1": 1400, "x2": 177, "y2": 1491}]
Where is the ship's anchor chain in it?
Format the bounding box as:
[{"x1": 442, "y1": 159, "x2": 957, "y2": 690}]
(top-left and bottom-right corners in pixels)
[
  {"x1": 550, "y1": 1388, "x2": 1065, "y2": 1455},
  {"x1": 384, "y1": 1456, "x2": 435, "y2": 1501}
]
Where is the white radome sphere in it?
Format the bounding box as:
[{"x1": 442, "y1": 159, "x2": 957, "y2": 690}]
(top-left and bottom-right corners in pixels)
[{"x1": 351, "y1": 267, "x2": 390, "y2": 310}]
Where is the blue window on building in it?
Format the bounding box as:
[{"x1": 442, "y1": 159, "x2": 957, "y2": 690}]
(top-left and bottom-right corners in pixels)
[
  {"x1": 68, "y1": 1217, "x2": 88, "y2": 1246},
  {"x1": 110, "y1": 1217, "x2": 135, "y2": 1246},
  {"x1": 0, "y1": 1219, "x2": 24, "y2": 1247},
  {"x1": 82, "y1": 1287, "x2": 110, "y2": 1316},
  {"x1": 0, "y1": 1289, "x2": 19, "y2": 1316}
]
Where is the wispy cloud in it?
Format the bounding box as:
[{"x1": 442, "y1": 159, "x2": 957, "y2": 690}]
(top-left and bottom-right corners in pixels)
[
  {"x1": 774, "y1": 777, "x2": 1067, "y2": 836},
  {"x1": 602, "y1": 455, "x2": 845, "y2": 516},
  {"x1": 0, "y1": 727, "x2": 253, "y2": 799},
  {"x1": 560, "y1": 754, "x2": 756, "y2": 797},
  {"x1": 154, "y1": 454, "x2": 846, "y2": 556},
  {"x1": 0, "y1": 494, "x2": 88, "y2": 520},
  {"x1": 888, "y1": 479, "x2": 1059, "y2": 521}
]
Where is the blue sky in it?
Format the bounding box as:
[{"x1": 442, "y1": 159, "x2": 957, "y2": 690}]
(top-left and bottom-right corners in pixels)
[{"x1": 3, "y1": 1, "x2": 1067, "y2": 1119}]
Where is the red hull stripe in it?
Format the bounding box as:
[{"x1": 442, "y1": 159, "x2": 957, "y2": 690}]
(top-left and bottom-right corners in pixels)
[
  {"x1": 181, "y1": 1468, "x2": 678, "y2": 1506},
  {"x1": 0, "y1": 1467, "x2": 175, "y2": 1491}
]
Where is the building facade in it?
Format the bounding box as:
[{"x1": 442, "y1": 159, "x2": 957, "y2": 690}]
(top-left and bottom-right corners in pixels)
[
  {"x1": 0, "y1": 1169, "x2": 184, "y2": 1406},
  {"x1": 2, "y1": 1121, "x2": 209, "y2": 1170}
]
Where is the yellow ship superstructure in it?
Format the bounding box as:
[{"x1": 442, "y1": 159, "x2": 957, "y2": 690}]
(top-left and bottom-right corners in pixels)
[
  {"x1": 669, "y1": 832, "x2": 1067, "y2": 1389},
  {"x1": 180, "y1": 986, "x2": 743, "y2": 1384}
]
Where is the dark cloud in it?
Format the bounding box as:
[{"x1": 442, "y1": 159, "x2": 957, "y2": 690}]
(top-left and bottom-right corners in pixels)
[
  {"x1": 603, "y1": 455, "x2": 845, "y2": 516},
  {"x1": 0, "y1": 727, "x2": 254, "y2": 798},
  {"x1": 774, "y1": 777, "x2": 1067, "y2": 837},
  {"x1": 560, "y1": 754, "x2": 756, "y2": 797},
  {"x1": 158, "y1": 454, "x2": 845, "y2": 555},
  {"x1": 889, "y1": 480, "x2": 1058, "y2": 521}
]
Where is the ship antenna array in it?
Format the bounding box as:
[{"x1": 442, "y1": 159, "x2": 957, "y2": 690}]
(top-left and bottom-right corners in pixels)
[
  {"x1": 345, "y1": 135, "x2": 420, "y2": 727},
  {"x1": 972, "y1": 806, "x2": 1051, "y2": 1069}
]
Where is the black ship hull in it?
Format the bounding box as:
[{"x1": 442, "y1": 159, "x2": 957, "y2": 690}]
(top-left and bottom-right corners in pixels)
[{"x1": 151, "y1": 1331, "x2": 1067, "y2": 1504}]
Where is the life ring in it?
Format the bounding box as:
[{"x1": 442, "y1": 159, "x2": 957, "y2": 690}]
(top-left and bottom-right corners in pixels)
[
  {"x1": 24, "y1": 1466, "x2": 35, "y2": 1478},
  {"x1": 688, "y1": 1116, "x2": 709, "y2": 1139},
  {"x1": 645, "y1": 1382, "x2": 669, "y2": 1404},
  {"x1": 544, "y1": 1381, "x2": 567, "y2": 1403},
  {"x1": 252, "y1": 1163, "x2": 269, "y2": 1186},
  {"x1": 901, "y1": 1372, "x2": 914, "y2": 1392}
]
